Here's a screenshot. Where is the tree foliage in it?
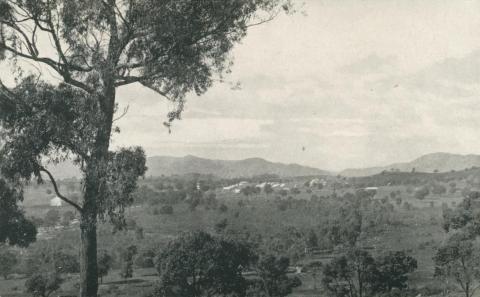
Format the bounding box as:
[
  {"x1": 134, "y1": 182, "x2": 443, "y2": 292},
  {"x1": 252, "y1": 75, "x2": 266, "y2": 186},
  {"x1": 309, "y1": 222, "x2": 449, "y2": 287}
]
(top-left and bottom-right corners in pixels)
[
  {"x1": 0, "y1": 248, "x2": 18, "y2": 279},
  {"x1": 0, "y1": 1, "x2": 292, "y2": 296},
  {"x1": 154, "y1": 231, "x2": 256, "y2": 297},
  {"x1": 44, "y1": 209, "x2": 61, "y2": 227},
  {"x1": 54, "y1": 250, "x2": 80, "y2": 274},
  {"x1": 25, "y1": 271, "x2": 63, "y2": 297},
  {"x1": 375, "y1": 251, "x2": 417, "y2": 292},
  {"x1": 322, "y1": 249, "x2": 417, "y2": 297},
  {"x1": 24, "y1": 243, "x2": 66, "y2": 297},
  {"x1": 434, "y1": 232, "x2": 480, "y2": 297},
  {"x1": 414, "y1": 186, "x2": 429, "y2": 200},
  {"x1": 97, "y1": 249, "x2": 114, "y2": 283},
  {"x1": 119, "y1": 244, "x2": 137, "y2": 279},
  {"x1": 0, "y1": 179, "x2": 36, "y2": 247},
  {"x1": 253, "y1": 254, "x2": 301, "y2": 297}
]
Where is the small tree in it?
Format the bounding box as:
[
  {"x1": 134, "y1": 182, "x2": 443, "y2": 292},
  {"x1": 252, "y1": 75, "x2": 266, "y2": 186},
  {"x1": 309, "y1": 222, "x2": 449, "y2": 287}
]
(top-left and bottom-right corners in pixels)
[
  {"x1": 25, "y1": 272, "x2": 63, "y2": 297},
  {"x1": 154, "y1": 231, "x2": 256, "y2": 297},
  {"x1": 135, "y1": 248, "x2": 156, "y2": 269},
  {"x1": 219, "y1": 203, "x2": 229, "y2": 213},
  {"x1": 54, "y1": 250, "x2": 80, "y2": 274},
  {"x1": 306, "y1": 229, "x2": 318, "y2": 249},
  {"x1": 24, "y1": 245, "x2": 64, "y2": 297},
  {"x1": 432, "y1": 184, "x2": 447, "y2": 195},
  {"x1": 395, "y1": 197, "x2": 402, "y2": 206},
  {"x1": 44, "y1": 209, "x2": 60, "y2": 227},
  {"x1": 306, "y1": 261, "x2": 323, "y2": 290},
  {"x1": 414, "y1": 186, "x2": 429, "y2": 200},
  {"x1": 290, "y1": 187, "x2": 301, "y2": 195},
  {"x1": 322, "y1": 249, "x2": 378, "y2": 297},
  {"x1": 0, "y1": 248, "x2": 18, "y2": 279},
  {"x1": 264, "y1": 184, "x2": 274, "y2": 195},
  {"x1": 0, "y1": 180, "x2": 36, "y2": 247},
  {"x1": 119, "y1": 245, "x2": 137, "y2": 280},
  {"x1": 241, "y1": 186, "x2": 256, "y2": 198},
  {"x1": 97, "y1": 250, "x2": 113, "y2": 284},
  {"x1": 135, "y1": 226, "x2": 144, "y2": 240},
  {"x1": 254, "y1": 254, "x2": 301, "y2": 297},
  {"x1": 434, "y1": 232, "x2": 480, "y2": 297},
  {"x1": 159, "y1": 205, "x2": 174, "y2": 215},
  {"x1": 375, "y1": 251, "x2": 417, "y2": 292},
  {"x1": 61, "y1": 211, "x2": 76, "y2": 227}
]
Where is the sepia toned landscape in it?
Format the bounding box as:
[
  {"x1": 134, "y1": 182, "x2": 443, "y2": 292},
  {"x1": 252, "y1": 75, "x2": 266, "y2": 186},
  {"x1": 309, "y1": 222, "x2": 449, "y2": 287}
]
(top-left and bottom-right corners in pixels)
[{"x1": 2, "y1": 1, "x2": 480, "y2": 297}]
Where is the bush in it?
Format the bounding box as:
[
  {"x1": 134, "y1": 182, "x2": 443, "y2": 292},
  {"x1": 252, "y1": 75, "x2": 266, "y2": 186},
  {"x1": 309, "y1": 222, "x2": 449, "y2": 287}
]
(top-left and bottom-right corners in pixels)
[
  {"x1": 431, "y1": 184, "x2": 446, "y2": 195},
  {"x1": 25, "y1": 272, "x2": 62, "y2": 297},
  {"x1": 219, "y1": 204, "x2": 228, "y2": 213},
  {"x1": 159, "y1": 205, "x2": 174, "y2": 215},
  {"x1": 135, "y1": 248, "x2": 156, "y2": 268},
  {"x1": 414, "y1": 186, "x2": 429, "y2": 200},
  {"x1": 44, "y1": 209, "x2": 60, "y2": 227}
]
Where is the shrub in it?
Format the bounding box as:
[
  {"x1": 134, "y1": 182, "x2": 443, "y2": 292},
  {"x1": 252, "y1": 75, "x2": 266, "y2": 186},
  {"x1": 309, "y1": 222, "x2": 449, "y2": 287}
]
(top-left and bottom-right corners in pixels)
[{"x1": 159, "y1": 205, "x2": 174, "y2": 215}]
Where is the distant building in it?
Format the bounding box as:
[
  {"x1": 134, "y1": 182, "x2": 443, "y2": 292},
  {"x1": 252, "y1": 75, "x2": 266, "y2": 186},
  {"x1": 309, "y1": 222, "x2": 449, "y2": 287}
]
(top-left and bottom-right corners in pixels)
[
  {"x1": 271, "y1": 182, "x2": 281, "y2": 188},
  {"x1": 256, "y1": 182, "x2": 267, "y2": 189},
  {"x1": 364, "y1": 187, "x2": 378, "y2": 191},
  {"x1": 223, "y1": 185, "x2": 237, "y2": 191},
  {"x1": 309, "y1": 178, "x2": 327, "y2": 187},
  {"x1": 50, "y1": 196, "x2": 63, "y2": 207}
]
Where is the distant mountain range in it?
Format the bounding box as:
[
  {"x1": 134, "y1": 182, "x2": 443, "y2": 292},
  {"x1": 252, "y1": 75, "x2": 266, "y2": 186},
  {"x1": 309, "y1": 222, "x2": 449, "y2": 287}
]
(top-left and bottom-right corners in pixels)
[
  {"x1": 146, "y1": 155, "x2": 329, "y2": 178},
  {"x1": 48, "y1": 152, "x2": 480, "y2": 179},
  {"x1": 340, "y1": 152, "x2": 480, "y2": 177},
  {"x1": 48, "y1": 155, "x2": 330, "y2": 179}
]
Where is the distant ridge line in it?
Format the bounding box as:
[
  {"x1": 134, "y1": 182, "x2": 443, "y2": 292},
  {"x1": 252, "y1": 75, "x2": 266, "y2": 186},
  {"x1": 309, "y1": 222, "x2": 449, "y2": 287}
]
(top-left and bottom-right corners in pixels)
[
  {"x1": 49, "y1": 155, "x2": 331, "y2": 179},
  {"x1": 340, "y1": 152, "x2": 480, "y2": 177}
]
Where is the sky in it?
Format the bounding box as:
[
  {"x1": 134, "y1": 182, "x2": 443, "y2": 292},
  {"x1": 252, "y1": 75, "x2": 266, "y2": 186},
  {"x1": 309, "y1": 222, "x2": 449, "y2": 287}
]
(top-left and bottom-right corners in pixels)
[{"x1": 5, "y1": 0, "x2": 480, "y2": 171}]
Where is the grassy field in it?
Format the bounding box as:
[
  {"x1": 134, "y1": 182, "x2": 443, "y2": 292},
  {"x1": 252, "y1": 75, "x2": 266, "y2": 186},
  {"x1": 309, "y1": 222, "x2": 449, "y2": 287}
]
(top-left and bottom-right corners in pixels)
[{"x1": 1, "y1": 171, "x2": 477, "y2": 296}]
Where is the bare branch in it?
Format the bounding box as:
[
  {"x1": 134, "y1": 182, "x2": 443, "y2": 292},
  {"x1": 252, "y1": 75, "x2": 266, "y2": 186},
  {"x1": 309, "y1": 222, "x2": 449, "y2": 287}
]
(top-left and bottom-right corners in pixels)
[
  {"x1": 39, "y1": 166, "x2": 83, "y2": 212},
  {"x1": 0, "y1": 41, "x2": 94, "y2": 93},
  {"x1": 113, "y1": 104, "x2": 129, "y2": 122}
]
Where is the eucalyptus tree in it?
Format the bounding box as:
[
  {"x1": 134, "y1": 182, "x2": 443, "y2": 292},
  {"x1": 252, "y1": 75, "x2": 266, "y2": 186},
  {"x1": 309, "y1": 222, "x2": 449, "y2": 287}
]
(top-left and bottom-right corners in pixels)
[
  {"x1": 0, "y1": 1, "x2": 291, "y2": 296},
  {"x1": 0, "y1": 178, "x2": 36, "y2": 247}
]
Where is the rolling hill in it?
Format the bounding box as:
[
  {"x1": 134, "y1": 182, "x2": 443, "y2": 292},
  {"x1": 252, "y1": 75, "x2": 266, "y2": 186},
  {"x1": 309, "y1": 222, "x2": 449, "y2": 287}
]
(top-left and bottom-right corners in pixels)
[
  {"x1": 48, "y1": 155, "x2": 330, "y2": 179},
  {"x1": 340, "y1": 152, "x2": 480, "y2": 177},
  {"x1": 146, "y1": 155, "x2": 330, "y2": 178}
]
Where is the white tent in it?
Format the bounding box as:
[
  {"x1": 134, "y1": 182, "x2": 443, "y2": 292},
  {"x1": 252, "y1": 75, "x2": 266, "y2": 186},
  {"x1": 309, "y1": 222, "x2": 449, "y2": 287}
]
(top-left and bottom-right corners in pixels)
[{"x1": 50, "y1": 196, "x2": 63, "y2": 207}]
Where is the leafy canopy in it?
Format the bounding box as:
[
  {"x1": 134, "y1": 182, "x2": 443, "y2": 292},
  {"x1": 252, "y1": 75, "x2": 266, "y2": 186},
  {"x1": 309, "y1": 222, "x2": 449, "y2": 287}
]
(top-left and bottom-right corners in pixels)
[
  {"x1": 154, "y1": 231, "x2": 256, "y2": 297},
  {"x1": 0, "y1": 178, "x2": 36, "y2": 247},
  {"x1": 0, "y1": 0, "x2": 292, "y2": 113},
  {"x1": 0, "y1": 0, "x2": 292, "y2": 230},
  {"x1": 0, "y1": 76, "x2": 147, "y2": 227}
]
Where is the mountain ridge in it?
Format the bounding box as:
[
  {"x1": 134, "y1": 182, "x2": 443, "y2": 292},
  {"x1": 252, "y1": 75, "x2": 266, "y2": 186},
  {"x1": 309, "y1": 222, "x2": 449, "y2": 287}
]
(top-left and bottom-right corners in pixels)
[
  {"x1": 146, "y1": 155, "x2": 330, "y2": 178},
  {"x1": 48, "y1": 152, "x2": 480, "y2": 179},
  {"x1": 340, "y1": 152, "x2": 480, "y2": 177},
  {"x1": 48, "y1": 155, "x2": 330, "y2": 179}
]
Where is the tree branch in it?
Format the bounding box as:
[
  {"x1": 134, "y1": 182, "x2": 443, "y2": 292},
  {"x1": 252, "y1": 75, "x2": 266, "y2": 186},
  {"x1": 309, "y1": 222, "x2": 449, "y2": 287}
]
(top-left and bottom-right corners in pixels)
[{"x1": 39, "y1": 166, "x2": 83, "y2": 212}]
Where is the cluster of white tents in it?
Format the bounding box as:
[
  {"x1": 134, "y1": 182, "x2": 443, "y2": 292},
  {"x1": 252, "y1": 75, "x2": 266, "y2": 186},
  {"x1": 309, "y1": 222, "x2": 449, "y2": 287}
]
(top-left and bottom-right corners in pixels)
[{"x1": 222, "y1": 181, "x2": 290, "y2": 194}]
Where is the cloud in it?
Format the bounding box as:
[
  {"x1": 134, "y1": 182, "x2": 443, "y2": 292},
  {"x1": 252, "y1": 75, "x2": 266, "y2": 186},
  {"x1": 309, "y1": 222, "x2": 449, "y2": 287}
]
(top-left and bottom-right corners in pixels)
[
  {"x1": 368, "y1": 50, "x2": 480, "y2": 99},
  {"x1": 340, "y1": 54, "x2": 397, "y2": 75},
  {"x1": 104, "y1": 1, "x2": 480, "y2": 171}
]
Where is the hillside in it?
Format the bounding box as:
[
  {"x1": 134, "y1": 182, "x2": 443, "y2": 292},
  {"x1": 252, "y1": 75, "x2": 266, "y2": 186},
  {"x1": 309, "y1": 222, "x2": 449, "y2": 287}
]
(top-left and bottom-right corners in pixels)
[
  {"x1": 341, "y1": 152, "x2": 480, "y2": 177},
  {"x1": 146, "y1": 155, "x2": 330, "y2": 178},
  {"x1": 48, "y1": 155, "x2": 330, "y2": 179}
]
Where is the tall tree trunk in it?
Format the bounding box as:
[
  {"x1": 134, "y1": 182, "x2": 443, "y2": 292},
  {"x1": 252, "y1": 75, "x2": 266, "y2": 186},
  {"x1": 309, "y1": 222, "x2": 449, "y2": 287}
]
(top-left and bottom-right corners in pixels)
[
  {"x1": 79, "y1": 156, "x2": 105, "y2": 297},
  {"x1": 79, "y1": 206, "x2": 98, "y2": 297},
  {"x1": 79, "y1": 82, "x2": 115, "y2": 297}
]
